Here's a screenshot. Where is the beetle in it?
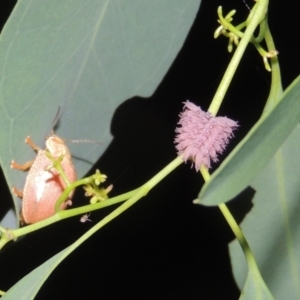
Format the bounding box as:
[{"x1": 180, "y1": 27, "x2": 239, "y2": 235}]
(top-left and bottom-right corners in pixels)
[{"x1": 11, "y1": 134, "x2": 76, "y2": 224}]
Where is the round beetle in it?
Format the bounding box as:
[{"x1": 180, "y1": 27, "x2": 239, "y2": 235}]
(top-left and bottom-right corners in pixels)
[{"x1": 11, "y1": 134, "x2": 76, "y2": 224}]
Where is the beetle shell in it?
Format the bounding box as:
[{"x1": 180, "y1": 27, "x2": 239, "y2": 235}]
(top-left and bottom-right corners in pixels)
[{"x1": 20, "y1": 135, "x2": 76, "y2": 224}]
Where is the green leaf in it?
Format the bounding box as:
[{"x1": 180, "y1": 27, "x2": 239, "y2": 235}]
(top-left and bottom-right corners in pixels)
[
  {"x1": 0, "y1": 0, "x2": 200, "y2": 227},
  {"x1": 198, "y1": 75, "x2": 300, "y2": 205},
  {"x1": 2, "y1": 248, "x2": 69, "y2": 300},
  {"x1": 230, "y1": 124, "x2": 300, "y2": 299},
  {"x1": 239, "y1": 264, "x2": 274, "y2": 300}
]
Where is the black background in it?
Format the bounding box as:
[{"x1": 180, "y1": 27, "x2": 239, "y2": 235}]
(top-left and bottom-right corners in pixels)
[{"x1": 0, "y1": 1, "x2": 299, "y2": 299}]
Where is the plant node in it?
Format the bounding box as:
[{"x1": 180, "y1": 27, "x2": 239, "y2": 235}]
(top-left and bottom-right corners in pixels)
[
  {"x1": 83, "y1": 170, "x2": 112, "y2": 204},
  {"x1": 214, "y1": 5, "x2": 278, "y2": 71}
]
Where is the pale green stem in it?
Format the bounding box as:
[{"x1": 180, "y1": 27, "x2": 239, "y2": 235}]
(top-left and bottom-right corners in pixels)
[
  {"x1": 200, "y1": 165, "x2": 210, "y2": 182},
  {"x1": 261, "y1": 21, "x2": 283, "y2": 115},
  {"x1": 75, "y1": 155, "x2": 183, "y2": 239},
  {"x1": 218, "y1": 203, "x2": 256, "y2": 263},
  {"x1": 201, "y1": 168, "x2": 268, "y2": 292},
  {"x1": 46, "y1": 152, "x2": 71, "y2": 186},
  {"x1": 218, "y1": 5, "x2": 272, "y2": 68},
  {"x1": 84, "y1": 156, "x2": 182, "y2": 224},
  {"x1": 4, "y1": 189, "x2": 138, "y2": 238},
  {"x1": 218, "y1": 202, "x2": 272, "y2": 295},
  {"x1": 0, "y1": 188, "x2": 136, "y2": 250},
  {"x1": 254, "y1": 17, "x2": 267, "y2": 43},
  {"x1": 0, "y1": 289, "x2": 5, "y2": 296},
  {"x1": 201, "y1": 2, "x2": 274, "y2": 297},
  {"x1": 200, "y1": 167, "x2": 256, "y2": 262},
  {"x1": 199, "y1": 169, "x2": 252, "y2": 253},
  {"x1": 0, "y1": 156, "x2": 183, "y2": 250},
  {"x1": 209, "y1": 0, "x2": 269, "y2": 116},
  {"x1": 54, "y1": 176, "x2": 95, "y2": 212}
]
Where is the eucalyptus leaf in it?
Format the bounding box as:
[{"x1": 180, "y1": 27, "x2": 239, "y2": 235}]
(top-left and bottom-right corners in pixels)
[
  {"x1": 198, "y1": 75, "x2": 300, "y2": 205},
  {"x1": 230, "y1": 124, "x2": 300, "y2": 299},
  {"x1": 0, "y1": 0, "x2": 200, "y2": 227},
  {"x1": 2, "y1": 248, "x2": 69, "y2": 300},
  {"x1": 239, "y1": 267, "x2": 274, "y2": 300}
]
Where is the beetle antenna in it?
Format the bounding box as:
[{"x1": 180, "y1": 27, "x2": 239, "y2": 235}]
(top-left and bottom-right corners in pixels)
[
  {"x1": 65, "y1": 139, "x2": 101, "y2": 144},
  {"x1": 51, "y1": 107, "x2": 61, "y2": 134},
  {"x1": 242, "y1": 0, "x2": 251, "y2": 11}
]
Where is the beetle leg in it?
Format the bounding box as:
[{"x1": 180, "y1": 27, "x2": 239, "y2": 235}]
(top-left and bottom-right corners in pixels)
[
  {"x1": 12, "y1": 186, "x2": 23, "y2": 198},
  {"x1": 10, "y1": 160, "x2": 34, "y2": 171},
  {"x1": 65, "y1": 199, "x2": 72, "y2": 206},
  {"x1": 19, "y1": 212, "x2": 26, "y2": 226},
  {"x1": 25, "y1": 136, "x2": 41, "y2": 151}
]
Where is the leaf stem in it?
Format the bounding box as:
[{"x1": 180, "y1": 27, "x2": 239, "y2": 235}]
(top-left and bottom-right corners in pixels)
[
  {"x1": 218, "y1": 203, "x2": 273, "y2": 298},
  {"x1": 198, "y1": 167, "x2": 273, "y2": 297},
  {"x1": 261, "y1": 21, "x2": 283, "y2": 115},
  {"x1": 64, "y1": 156, "x2": 183, "y2": 247},
  {"x1": 0, "y1": 156, "x2": 183, "y2": 250}
]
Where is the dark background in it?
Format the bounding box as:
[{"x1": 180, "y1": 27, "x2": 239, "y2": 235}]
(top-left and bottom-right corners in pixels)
[{"x1": 0, "y1": 1, "x2": 299, "y2": 299}]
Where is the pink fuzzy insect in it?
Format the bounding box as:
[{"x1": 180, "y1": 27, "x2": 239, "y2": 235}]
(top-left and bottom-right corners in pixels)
[{"x1": 174, "y1": 101, "x2": 238, "y2": 170}]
